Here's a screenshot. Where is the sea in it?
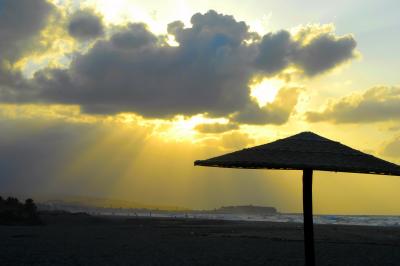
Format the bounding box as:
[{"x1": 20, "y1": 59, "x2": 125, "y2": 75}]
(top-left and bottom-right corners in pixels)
[{"x1": 94, "y1": 211, "x2": 400, "y2": 227}]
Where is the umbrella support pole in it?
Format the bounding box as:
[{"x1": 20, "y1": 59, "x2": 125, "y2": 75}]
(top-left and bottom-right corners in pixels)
[{"x1": 303, "y1": 169, "x2": 315, "y2": 266}]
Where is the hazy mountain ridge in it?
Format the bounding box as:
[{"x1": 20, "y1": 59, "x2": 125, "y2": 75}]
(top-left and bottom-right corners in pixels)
[
  {"x1": 38, "y1": 196, "x2": 190, "y2": 211},
  {"x1": 37, "y1": 196, "x2": 279, "y2": 217}
]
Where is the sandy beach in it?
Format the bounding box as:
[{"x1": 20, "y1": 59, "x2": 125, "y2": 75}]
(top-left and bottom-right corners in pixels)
[{"x1": 1, "y1": 213, "x2": 400, "y2": 265}]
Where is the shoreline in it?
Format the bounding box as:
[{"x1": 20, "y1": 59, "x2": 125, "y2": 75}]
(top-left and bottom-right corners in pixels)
[{"x1": 83, "y1": 211, "x2": 400, "y2": 227}]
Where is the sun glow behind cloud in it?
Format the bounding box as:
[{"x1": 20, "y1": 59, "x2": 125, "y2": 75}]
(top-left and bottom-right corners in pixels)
[
  {"x1": 250, "y1": 78, "x2": 284, "y2": 107},
  {"x1": 85, "y1": 0, "x2": 141, "y2": 25},
  {"x1": 83, "y1": 0, "x2": 168, "y2": 34},
  {"x1": 155, "y1": 115, "x2": 232, "y2": 142}
]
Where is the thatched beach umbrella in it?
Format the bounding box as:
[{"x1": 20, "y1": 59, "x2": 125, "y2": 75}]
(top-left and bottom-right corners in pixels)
[{"x1": 194, "y1": 131, "x2": 400, "y2": 266}]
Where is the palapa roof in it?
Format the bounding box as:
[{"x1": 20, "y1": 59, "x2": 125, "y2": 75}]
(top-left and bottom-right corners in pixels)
[{"x1": 194, "y1": 132, "x2": 400, "y2": 176}]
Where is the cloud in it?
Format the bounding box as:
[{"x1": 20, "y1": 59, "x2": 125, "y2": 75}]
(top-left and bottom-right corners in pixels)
[
  {"x1": 68, "y1": 9, "x2": 104, "y2": 40},
  {"x1": 195, "y1": 122, "x2": 239, "y2": 134},
  {"x1": 306, "y1": 86, "x2": 400, "y2": 123},
  {"x1": 254, "y1": 31, "x2": 295, "y2": 75},
  {"x1": 233, "y1": 87, "x2": 302, "y2": 124},
  {"x1": 27, "y1": 13, "x2": 255, "y2": 118},
  {"x1": 0, "y1": 0, "x2": 54, "y2": 63},
  {"x1": 254, "y1": 25, "x2": 357, "y2": 76},
  {"x1": 0, "y1": 67, "x2": 32, "y2": 103},
  {"x1": 111, "y1": 23, "x2": 157, "y2": 49},
  {"x1": 0, "y1": 0, "x2": 56, "y2": 98},
  {"x1": 388, "y1": 125, "x2": 400, "y2": 132},
  {"x1": 0, "y1": 10, "x2": 357, "y2": 125},
  {"x1": 293, "y1": 33, "x2": 357, "y2": 76},
  {"x1": 220, "y1": 131, "x2": 255, "y2": 150}
]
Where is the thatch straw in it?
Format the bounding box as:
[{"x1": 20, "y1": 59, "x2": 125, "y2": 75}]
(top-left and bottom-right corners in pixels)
[{"x1": 195, "y1": 132, "x2": 400, "y2": 176}]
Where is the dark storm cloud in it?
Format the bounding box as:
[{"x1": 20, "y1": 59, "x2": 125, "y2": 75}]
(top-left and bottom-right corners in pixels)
[
  {"x1": 111, "y1": 23, "x2": 157, "y2": 49},
  {"x1": 24, "y1": 11, "x2": 257, "y2": 118},
  {"x1": 254, "y1": 30, "x2": 357, "y2": 76},
  {"x1": 68, "y1": 9, "x2": 104, "y2": 40},
  {"x1": 0, "y1": 0, "x2": 54, "y2": 63},
  {"x1": 0, "y1": 10, "x2": 358, "y2": 124},
  {"x1": 294, "y1": 34, "x2": 357, "y2": 76},
  {"x1": 254, "y1": 31, "x2": 295, "y2": 75},
  {"x1": 0, "y1": 0, "x2": 55, "y2": 101},
  {"x1": 195, "y1": 122, "x2": 239, "y2": 134},
  {"x1": 306, "y1": 86, "x2": 400, "y2": 123},
  {"x1": 0, "y1": 60, "x2": 35, "y2": 104}
]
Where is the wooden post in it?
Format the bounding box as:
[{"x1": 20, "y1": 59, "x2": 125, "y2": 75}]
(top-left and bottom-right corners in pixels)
[{"x1": 303, "y1": 169, "x2": 315, "y2": 266}]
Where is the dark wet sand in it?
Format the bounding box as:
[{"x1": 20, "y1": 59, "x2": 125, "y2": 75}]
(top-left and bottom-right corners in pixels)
[{"x1": 1, "y1": 214, "x2": 400, "y2": 265}]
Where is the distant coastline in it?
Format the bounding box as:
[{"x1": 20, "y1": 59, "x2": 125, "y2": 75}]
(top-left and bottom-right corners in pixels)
[{"x1": 37, "y1": 198, "x2": 278, "y2": 217}]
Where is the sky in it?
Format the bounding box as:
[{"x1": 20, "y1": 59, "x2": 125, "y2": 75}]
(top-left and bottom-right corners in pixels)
[{"x1": 0, "y1": 0, "x2": 400, "y2": 214}]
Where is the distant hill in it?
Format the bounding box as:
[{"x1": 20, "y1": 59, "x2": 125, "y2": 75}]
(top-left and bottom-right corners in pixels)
[
  {"x1": 39, "y1": 196, "x2": 190, "y2": 211},
  {"x1": 33, "y1": 195, "x2": 279, "y2": 217}
]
